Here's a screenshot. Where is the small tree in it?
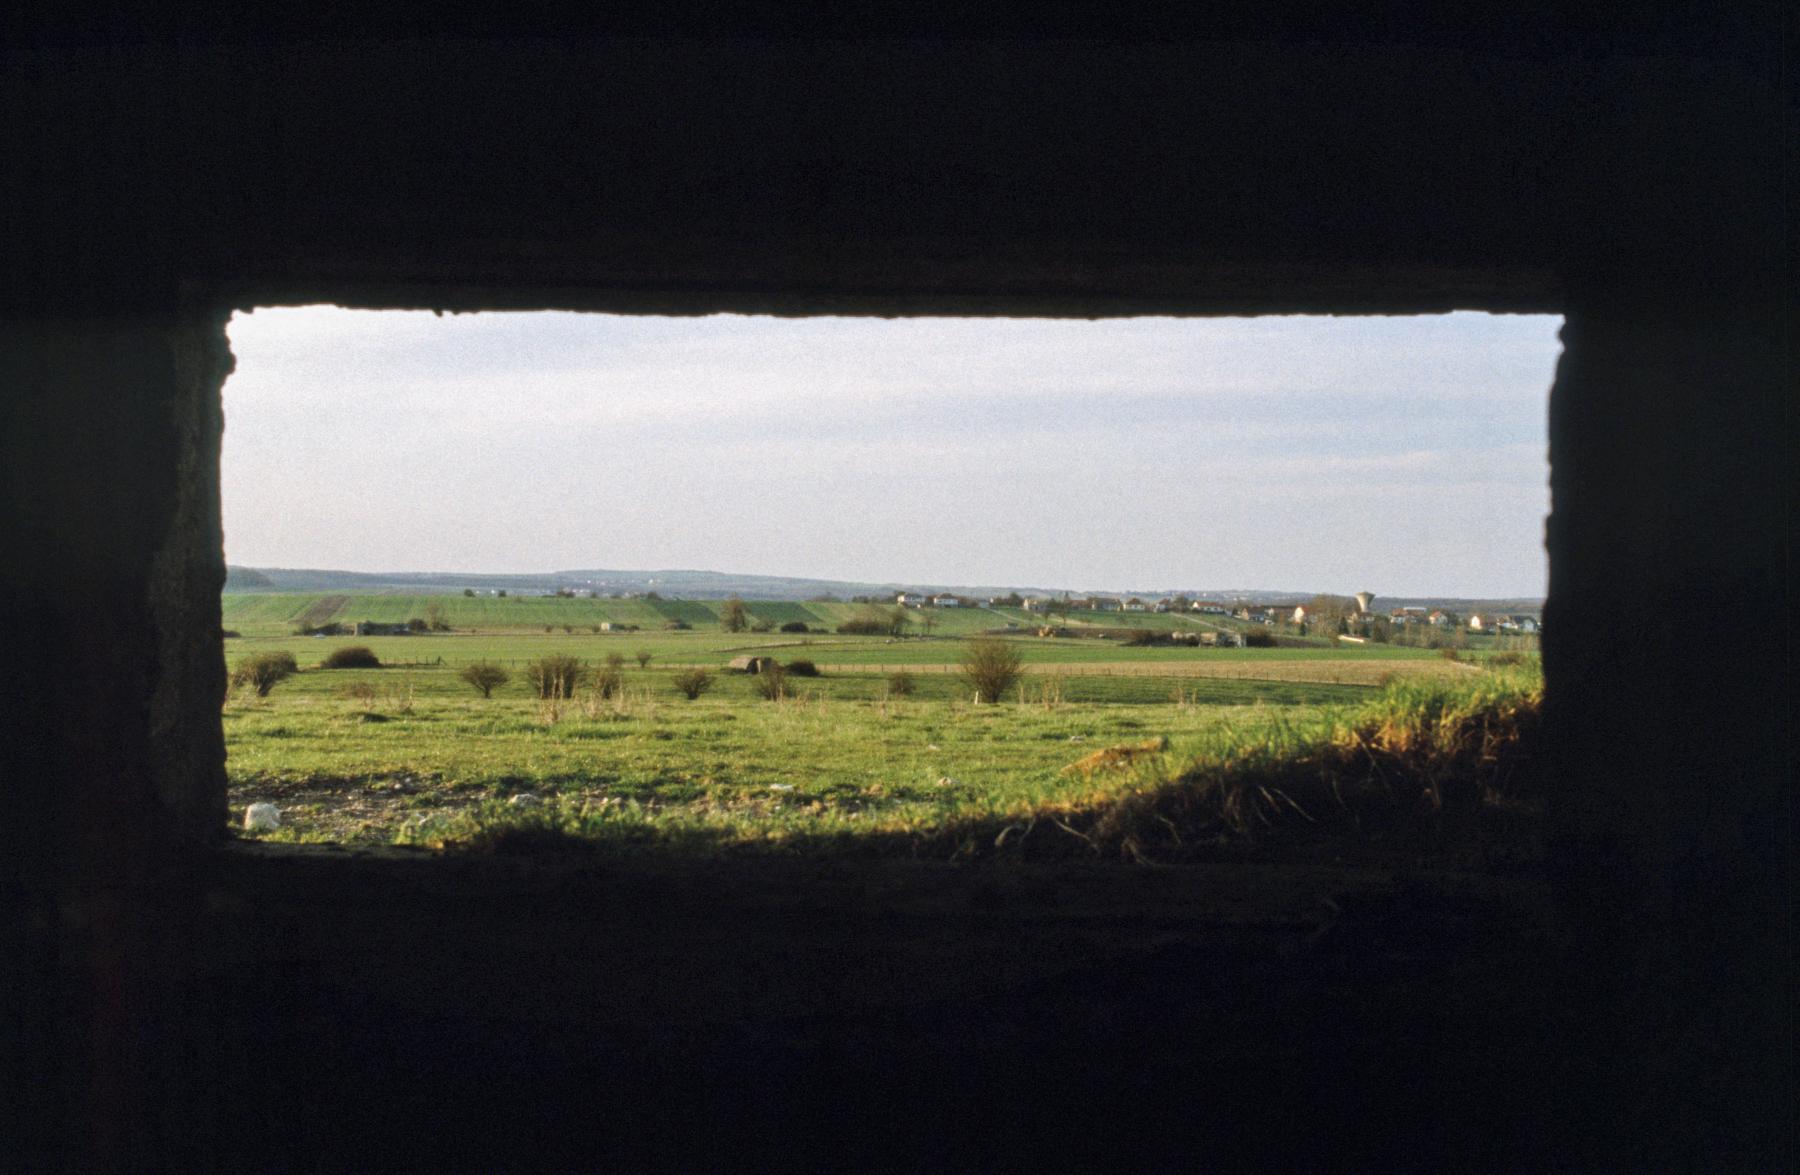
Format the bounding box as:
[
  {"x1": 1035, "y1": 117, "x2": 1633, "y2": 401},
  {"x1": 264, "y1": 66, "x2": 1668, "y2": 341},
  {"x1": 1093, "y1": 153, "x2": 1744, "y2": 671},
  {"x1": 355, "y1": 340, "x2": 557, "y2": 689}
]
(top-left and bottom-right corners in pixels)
[
  {"x1": 458, "y1": 662, "x2": 509, "y2": 698},
  {"x1": 960, "y1": 637, "x2": 1024, "y2": 703},
  {"x1": 888, "y1": 607, "x2": 911, "y2": 638},
  {"x1": 231, "y1": 651, "x2": 298, "y2": 697},
  {"x1": 720, "y1": 596, "x2": 749, "y2": 633},
  {"x1": 785, "y1": 658, "x2": 819, "y2": 677},
  {"x1": 525, "y1": 655, "x2": 586, "y2": 699},
  {"x1": 425, "y1": 601, "x2": 449, "y2": 631},
  {"x1": 671, "y1": 668, "x2": 713, "y2": 700},
  {"x1": 462, "y1": 588, "x2": 475, "y2": 597},
  {"x1": 634, "y1": 650, "x2": 653, "y2": 669}
]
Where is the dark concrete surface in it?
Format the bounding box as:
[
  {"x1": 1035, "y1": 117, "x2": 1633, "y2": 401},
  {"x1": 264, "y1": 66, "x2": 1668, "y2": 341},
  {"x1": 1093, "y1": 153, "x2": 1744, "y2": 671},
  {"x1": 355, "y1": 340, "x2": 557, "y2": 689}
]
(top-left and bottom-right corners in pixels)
[{"x1": 1, "y1": 6, "x2": 1788, "y2": 1169}]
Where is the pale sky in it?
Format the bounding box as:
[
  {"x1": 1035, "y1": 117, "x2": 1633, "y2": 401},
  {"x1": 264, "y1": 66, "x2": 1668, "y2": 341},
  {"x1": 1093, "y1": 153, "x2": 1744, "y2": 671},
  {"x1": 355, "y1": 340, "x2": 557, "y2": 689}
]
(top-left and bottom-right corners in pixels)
[{"x1": 221, "y1": 309, "x2": 1559, "y2": 597}]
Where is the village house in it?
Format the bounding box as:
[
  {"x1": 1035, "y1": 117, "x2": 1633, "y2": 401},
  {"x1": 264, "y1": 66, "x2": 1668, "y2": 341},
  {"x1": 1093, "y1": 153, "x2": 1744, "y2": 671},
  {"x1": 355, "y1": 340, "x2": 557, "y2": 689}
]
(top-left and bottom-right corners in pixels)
[
  {"x1": 1021, "y1": 598, "x2": 1047, "y2": 612},
  {"x1": 1089, "y1": 597, "x2": 1122, "y2": 613},
  {"x1": 895, "y1": 592, "x2": 927, "y2": 607},
  {"x1": 930, "y1": 594, "x2": 961, "y2": 608},
  {"x1": 1123, "y1": 598, "x2": 1147, "y2": 612},
  {"x1": 1291, "y1": 605, "x2": 1309, "y2": 624},
  {"x1": 1192, "y1": 601, "x2": 1227, "y2": 614}
]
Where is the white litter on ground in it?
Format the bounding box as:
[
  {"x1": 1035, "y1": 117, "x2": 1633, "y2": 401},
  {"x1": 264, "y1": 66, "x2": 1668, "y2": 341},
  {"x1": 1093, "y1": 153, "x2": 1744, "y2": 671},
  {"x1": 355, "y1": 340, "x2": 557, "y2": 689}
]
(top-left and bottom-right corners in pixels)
[{"x1": 244, "y1": 803, "x2": 280, "y2": 832}]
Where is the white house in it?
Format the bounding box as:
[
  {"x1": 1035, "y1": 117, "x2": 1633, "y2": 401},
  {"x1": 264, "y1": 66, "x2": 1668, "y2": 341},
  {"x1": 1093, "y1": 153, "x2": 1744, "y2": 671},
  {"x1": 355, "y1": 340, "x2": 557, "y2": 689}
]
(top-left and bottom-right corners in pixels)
[
  {"x1": 1292, "y1": 605, "x2": 1309, "y2": 624},
  {"x1": 931, "y1": 594, "x2": 961, "y2": 608},
  {"x1": 1123, "y1": 598, "x2": 1148, "y2": 612},
  {"x1": 1090, "y1": 597, "x2": 1122, "y2": 612}
]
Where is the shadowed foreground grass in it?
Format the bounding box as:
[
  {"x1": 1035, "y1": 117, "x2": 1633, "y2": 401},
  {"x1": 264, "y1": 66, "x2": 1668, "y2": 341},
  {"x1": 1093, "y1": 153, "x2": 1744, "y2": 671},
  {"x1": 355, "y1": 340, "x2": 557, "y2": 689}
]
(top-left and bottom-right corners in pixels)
[{"x1": 382, "y1": 664, "x2": 1543, "y2": 863}]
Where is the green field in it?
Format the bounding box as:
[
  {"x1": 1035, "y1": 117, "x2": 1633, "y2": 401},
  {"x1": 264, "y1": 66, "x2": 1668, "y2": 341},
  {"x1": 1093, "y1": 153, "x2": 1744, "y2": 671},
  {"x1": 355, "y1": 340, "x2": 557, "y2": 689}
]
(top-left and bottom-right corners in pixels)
[{"x1": 222, "y1": 594, "x2": 1521, "y2": 850}]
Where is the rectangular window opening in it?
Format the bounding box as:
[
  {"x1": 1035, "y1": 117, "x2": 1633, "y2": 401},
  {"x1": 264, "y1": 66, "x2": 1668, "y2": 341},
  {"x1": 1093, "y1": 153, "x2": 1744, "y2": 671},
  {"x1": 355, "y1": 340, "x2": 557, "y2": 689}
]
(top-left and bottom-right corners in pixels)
[{"x1": 219, "y1": 309, "x2": 1559, "y2": 859}]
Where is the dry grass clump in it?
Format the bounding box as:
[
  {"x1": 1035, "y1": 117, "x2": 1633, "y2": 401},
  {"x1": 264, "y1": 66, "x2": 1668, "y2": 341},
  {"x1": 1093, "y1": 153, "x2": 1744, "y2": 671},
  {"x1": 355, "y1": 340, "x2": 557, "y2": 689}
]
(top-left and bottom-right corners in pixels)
[
  {"x1": 887, "y1": 665, "x2": 1545, "y2": 866},
  {"x1": 1088, "y1": 668, "x2": 1542, "y2": 860}
]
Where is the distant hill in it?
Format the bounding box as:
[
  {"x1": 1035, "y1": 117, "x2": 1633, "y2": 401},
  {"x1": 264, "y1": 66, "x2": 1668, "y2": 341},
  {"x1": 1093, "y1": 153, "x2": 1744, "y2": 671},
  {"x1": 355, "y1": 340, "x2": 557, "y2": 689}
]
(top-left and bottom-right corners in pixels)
[
  {"x1": 223, "y1": 565, "x2": 275, "y2": 590},
  {"x1": 222, "y1": 565, "x2": 1539, "y2": 613}
]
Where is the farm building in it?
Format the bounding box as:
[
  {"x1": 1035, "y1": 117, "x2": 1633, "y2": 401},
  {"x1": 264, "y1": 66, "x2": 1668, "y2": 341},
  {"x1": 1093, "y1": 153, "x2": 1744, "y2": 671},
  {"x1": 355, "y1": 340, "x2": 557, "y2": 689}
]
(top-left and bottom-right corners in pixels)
[
  {"x1": 930, "y1": 594, "x2": 961, "y2": 607},
  {"x1": 726, "y1": 655, "x2": 779, "y2": 674}
]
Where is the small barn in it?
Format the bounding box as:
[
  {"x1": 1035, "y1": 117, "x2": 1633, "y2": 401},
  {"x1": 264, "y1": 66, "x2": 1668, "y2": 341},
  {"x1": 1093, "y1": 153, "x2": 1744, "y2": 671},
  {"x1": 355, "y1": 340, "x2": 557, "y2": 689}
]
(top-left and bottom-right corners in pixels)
[{"x1": 727, "y1": 655, "x2": 778, "y2": 674}]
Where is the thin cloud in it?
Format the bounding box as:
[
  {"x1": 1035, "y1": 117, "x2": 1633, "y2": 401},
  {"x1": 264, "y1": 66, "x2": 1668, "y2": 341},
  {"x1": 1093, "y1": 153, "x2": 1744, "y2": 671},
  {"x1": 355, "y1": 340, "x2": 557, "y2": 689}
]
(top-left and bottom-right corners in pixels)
[{"x1": 223, "y1": 309, "x2": 1558, "y2": 596}]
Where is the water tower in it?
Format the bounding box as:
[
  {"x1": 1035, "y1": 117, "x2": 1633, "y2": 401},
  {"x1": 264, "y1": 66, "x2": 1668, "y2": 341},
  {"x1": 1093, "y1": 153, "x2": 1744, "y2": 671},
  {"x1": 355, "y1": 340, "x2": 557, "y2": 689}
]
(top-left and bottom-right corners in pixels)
[{"x1": 1354, "y1": 591, "x2": 1375, "y2": 615}]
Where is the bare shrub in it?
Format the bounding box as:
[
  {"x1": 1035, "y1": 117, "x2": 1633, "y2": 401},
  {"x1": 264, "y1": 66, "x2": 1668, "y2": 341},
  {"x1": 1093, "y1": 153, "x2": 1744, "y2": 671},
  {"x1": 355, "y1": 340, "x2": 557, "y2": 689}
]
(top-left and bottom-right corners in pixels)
[
  {"x1": 591, "y1": 664, "x2": 624, "y2": 700},
  {"x1": 458, "y1": 662, "x2": 509, "y2": 698},
  {"x1": 341, "y1": 681, "x2": 377, "y2": 706},
  {"x1": 753, "y1": 663, "x2": 789, "y2": 701},
  {"x1": 231, "y1": 651, "x2": 297, "y2": 697},
  {"x1": 961, "y1": 637, "x2": 1024, "y2": 703},
  {"x1": 635, "y1": 650, "x2": 653, "y2": 669},
  {"x1": 321, "y1": 645, "x2": 381, "y2": 670},
  {"x1": 671, "y1": 668, "x2": 713, "y2": 700},
  {"x1": 525, "y1": 655, "x2": 586, "y2": 699},
  {"x1": 886, "y1": 670, "x2": 917, "y2": 697}
]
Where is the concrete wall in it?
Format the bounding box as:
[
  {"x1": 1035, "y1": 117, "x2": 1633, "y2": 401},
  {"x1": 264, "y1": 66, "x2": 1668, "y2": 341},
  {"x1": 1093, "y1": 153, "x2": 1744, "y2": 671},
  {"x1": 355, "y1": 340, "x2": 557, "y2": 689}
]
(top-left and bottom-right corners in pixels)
[{"x1": 2, "y1": 8, "x2": 1788, "y2": 1165}]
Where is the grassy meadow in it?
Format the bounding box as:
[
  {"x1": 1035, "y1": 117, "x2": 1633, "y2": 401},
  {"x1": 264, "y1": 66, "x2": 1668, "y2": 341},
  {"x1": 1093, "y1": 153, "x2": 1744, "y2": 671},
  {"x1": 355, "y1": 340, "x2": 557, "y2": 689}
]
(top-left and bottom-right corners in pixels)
[{"x1": 224, "y1": 593, "x2": 1539, "y2": 855}]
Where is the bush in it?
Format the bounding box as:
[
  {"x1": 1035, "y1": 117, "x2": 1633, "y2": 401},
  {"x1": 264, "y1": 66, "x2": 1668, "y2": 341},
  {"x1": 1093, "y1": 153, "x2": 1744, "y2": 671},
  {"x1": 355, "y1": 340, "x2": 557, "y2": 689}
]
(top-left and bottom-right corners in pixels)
[
  {"x1": 231, "y1": 651, "x2": 298, "y2": 696},
  {"x1": 591, "y1": 665, "x2": 624, "y2": 700},
  {"x1": 784, "y1": 659, "x2": 819, "y2": 677},
  {"x1": 671, "y1": 668, "x2": 713, "y2": 700},
  {"x1": 835, "y1": 618, "x2": 888, "y2": 635},
  {"x1": 458, "y1": 662, "x2": 510, "y2": 698},
  {"x1": 779, "y1": 621, "x2": 811, "y2": 633},
  {"x1": 320, "y1": 645, "x2": 381, "y2": 669},
  {"x1": 887, "y1": 670, "x2": 917, "y2": 697},
  {"x1": 635, "y1": 650, "x2": 653, "y2": 669},
  {"x1": 525, "y1": 655, "x2": 586, "y2": 699},
  {"x1": 407, "y1": 617, "x2": 429, "y2": 633},
  {"x1": 752, "y1": 662, "x2": 789, "y2": 700},
  {"x1": 664, "y1": 618, "x2": 691, "y2": 631},
  {"x1": 961, "y1": 637, "x2": 1024, "y2": 703},
  {"x1": 1242, "y1": 629, "x2": 1277, "y2": 648}
]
